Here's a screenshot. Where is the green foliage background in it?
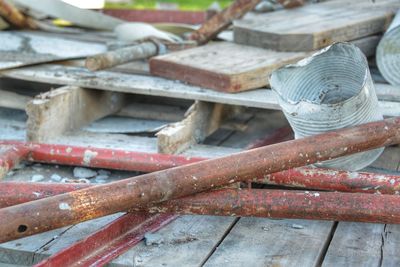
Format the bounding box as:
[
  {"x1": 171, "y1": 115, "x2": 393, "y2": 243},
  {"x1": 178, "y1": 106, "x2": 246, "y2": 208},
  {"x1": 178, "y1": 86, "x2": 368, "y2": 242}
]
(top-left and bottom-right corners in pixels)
[{"x1": 105, "y1": 0, "x2": 232, "y2": 11}]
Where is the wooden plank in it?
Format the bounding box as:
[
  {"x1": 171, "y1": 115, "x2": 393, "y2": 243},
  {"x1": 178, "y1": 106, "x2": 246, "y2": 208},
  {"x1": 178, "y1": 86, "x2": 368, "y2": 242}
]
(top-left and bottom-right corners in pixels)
[
  {"x1": 32, "y1": 214, "x2": 123, "y2": 264},
  {"x1": 0, "y1": 31, "x2": 106, "y2": 70},
  {"x1": 157, "y1": 101, "x2": 232, "y2": 154},
  {"x1": 0, "y1": 227, "x2": 71, "y2": 266},
  {"x1": 0, "y1": 90, "x2": 32, "y2": 110},
  {"x1": 234, "y1": 0, "x2": 399, "y2": 51},
  {"x1": 381, "y1": 224, "x2": 400, "y2": 266},
  {"x1": 204, "y1": 218, "x2": 334, "y2": 267},
  {"x1": 149, "y1": 36, "x2": 379, "y2": 92},
  {"x1": 150, "y1": 42, "x2": 307, "y2": 92},
  {"x1": 26, "y1": 86, "x2": 125, "y2": 142},
  {"x1": 322, "y1": 223, "x2": 385, "y2": 267},
  {"x1": 112, "y1": 215, "x2": 237, "y2": 267}
]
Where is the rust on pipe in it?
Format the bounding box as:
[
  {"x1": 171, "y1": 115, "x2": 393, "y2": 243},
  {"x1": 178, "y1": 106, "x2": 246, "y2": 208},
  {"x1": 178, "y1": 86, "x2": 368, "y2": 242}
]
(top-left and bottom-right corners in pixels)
[
  {"x1": 189, "y1": 0, "x2": 262, "y2": 45},
  {"x1": 0, "y1": 182, "x2": 91, "y2": 208},
  {"x1": 0, "y1": 0, "x2": 36, "y2": 28},
  {"x1": 254, "y1": 167, "x2": 400, "y2": 194},
  {"x1": 4, "y1": 183, "x2": 400, "y2": 226},
  {"x1": 3, "y1": 166, "x2": 400, "y2": 208},
  {"x1": 136, "y1": 188, "x2": 400, "y2": 225},
  {"x1": 0, "y1": 141, "x2": 205, "y2": 173},
  {"x1": 34, "y1": 212, "x2": 176, "y2": 267},
  {"x1": 85, "y1": 41, "x2": 158, "y2": 71},
  {"x1": 0, "y1": 145, "x2": 29, "y2": 179},
  {"x1": 0, "y1": 118, "x2": 400, "y2": 243},
  {"x1": 278, "y1": 0, "x2": 305, "y2": 9}
]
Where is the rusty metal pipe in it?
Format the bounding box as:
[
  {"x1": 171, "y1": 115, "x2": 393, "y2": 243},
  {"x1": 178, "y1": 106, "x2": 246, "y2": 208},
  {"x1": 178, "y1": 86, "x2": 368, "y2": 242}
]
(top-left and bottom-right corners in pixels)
[
  {"x1": 0, "y1": 141, "x2": 205, "y2": 173},
  {"x1": 136, "y1": 188, "x2": 400, "y2": 225},
  {"x1": 189, "y1": 0, "x2": 262, "y2": 45},
  {"x1": 0, "y1": 118, "x2": 399, "y2": 243},
  {"x1": 33, "y1": 212, "x2": 176, "y2": 267},
  {"x1": 254, "y1": 167, "x2": 400, "y2": 194},
  {"x1": 0, "y1": 145, "x2": 29, "y2": 179},
  {"x1": 4, "y1": 165, "x2": 400, "y2": 208},
  {"x1": 0, "y1": 182, "x2": 91, "y2": 208},
  {"x1": 85, "y1": 41, "x2": 159, "y2": 71}
]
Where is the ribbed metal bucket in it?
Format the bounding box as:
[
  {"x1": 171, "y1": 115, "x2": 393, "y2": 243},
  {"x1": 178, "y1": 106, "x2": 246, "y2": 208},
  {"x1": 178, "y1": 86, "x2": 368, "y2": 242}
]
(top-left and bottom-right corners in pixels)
[
  {"x1": 377, "y1": 10, "x2": 400, "y2": 86},
  {"x1": 270, "y1": 43, "x2": 384, "y2": 171}
]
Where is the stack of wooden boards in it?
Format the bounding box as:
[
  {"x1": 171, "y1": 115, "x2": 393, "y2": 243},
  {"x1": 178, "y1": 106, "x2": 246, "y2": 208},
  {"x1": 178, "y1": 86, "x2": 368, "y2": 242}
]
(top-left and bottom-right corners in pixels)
[{"x1": 150, "y1": 0, "x2": 400, "y2": 92}]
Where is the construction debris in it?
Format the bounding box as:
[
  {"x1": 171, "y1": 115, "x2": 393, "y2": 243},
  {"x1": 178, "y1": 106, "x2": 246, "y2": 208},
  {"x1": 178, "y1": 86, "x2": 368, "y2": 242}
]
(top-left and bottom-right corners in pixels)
[
  {"x1": 0, "y1": 0, "x2": 400, "y2": 266},
  {"x1": 1, "y1": 118, "x2": 400, "y2": 243}
]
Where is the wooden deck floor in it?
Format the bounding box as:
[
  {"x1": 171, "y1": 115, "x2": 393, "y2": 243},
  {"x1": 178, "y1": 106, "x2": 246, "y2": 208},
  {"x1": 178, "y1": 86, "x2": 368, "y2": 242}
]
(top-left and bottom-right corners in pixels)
[{"x1": 0, "y1": 108, "x2": 399, "y2": 267}]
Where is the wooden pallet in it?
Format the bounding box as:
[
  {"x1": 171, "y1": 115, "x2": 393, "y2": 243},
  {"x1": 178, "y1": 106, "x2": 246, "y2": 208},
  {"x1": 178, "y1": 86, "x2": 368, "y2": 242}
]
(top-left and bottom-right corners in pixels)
[{"x1": 2, "y1": 62, "x2": 400, "y2": 118}]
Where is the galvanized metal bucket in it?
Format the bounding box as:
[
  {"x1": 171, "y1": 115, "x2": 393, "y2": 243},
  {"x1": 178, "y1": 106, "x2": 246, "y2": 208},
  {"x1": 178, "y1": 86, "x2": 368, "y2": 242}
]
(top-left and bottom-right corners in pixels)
[
  {"x1": 377, "y1": 10, "x2": 400, "y2": 86},
  {"x1": 270, "y1": 43, "x2": 384, "y2": 171}
]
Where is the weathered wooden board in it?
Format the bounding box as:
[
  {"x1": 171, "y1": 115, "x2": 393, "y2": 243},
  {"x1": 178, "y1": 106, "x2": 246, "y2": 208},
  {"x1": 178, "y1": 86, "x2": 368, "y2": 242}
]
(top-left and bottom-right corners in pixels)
[
  {"x1": 112, "y1": 215, "x2": 237, "y2": 267},
  {"x1": 150, "y1": 36, "x2": 379, "y2": 92},
  {"x1": 0, "y1": 31, "x2": 106, "y2": 70},
  {"x1": 157, "y1": 101, "x2": 233, "y2": 154},
  {"x1": 204, "y1": 218, "x2": 334, "y2": 267},
  {"x1": 322, "y1": 222, "x2": 386, "y2": 267},
  {"x1": 150, "y1": 42, "x2": 307, "y2": 92},
  {"x1": 234, "y1": 0, "x2": 400, "y2": 51}
]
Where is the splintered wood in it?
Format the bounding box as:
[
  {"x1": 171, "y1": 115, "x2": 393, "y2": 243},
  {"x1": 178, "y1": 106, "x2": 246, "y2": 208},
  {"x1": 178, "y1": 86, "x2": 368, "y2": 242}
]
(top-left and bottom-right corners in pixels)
[
  {"x1": 26, "y1": 86, "x2": 125, "y2": 142},
  {"x1": 234, "y1": 0, "x2": 400, "y2": 51}
]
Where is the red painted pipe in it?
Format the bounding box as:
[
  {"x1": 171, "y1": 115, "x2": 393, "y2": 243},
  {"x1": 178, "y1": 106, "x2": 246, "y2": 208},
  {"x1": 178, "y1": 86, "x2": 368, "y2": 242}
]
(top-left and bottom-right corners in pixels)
[
  {"x1": 34, "y1": 212, "x2": 176, "y2": 267},
  {"x1": 255, "y1": 167, "x2": 400, "y2": 195},
  {"x1": 0, "y1": 182, "x2": 91, "y2": 208},
  {"x1": 136, "y1": 188, "x2": 400, "y2": 225},
  {"x1": 0, "y1": 118, "x2": 399, "y2": 243},
  {"x1": 0, "y1": 144, "x2": 29, "y2": 179},
  {"x1": 0, "y1": 141, "x2": 205, "y2": 173},
  {"x1": 3, "y1": 165, "x2": 400, "y2": 209}
]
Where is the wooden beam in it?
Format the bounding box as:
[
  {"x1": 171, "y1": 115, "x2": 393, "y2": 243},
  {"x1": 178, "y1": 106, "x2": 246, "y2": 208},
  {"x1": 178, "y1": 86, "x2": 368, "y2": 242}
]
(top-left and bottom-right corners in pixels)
[
  {"x1": 0, "y1": 89, "x2": 32, "y2": 110},
  {"x1": 157, "y1": 101, "x2": 234, "y2": 154},
  {"x1": 26, "y1": 86, "x2": 125, "y2": 142}
]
